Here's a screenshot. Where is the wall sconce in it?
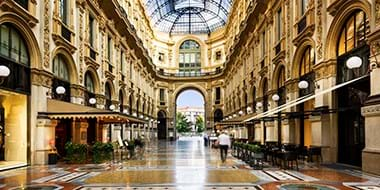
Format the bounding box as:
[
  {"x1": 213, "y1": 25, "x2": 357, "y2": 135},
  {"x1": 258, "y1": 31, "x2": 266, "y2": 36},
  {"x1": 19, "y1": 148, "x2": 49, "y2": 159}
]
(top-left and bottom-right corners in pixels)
[
  {"x1": 132, "y1": 112, "x2": 137, "y2": 117},
  {"x1": 228, "y1": 116, "x2": 232, "y2": 119},
  {"x1": 256, "y1": 102, "x2": 263, "y2": 108},
  {"x1": 89, "y1": 97, "x2": 97, "y2": 105},
  {"x1": 140, "y1": 115, "x2": 144, "y2": 119},
  {"x1": 56, "y1": 86, "x2": 66, "y2": 95},
  {"x1": 246, "y1": 106, "x2": 252, "y2": 113},
  {"x1": 298, "y1": 80, "x2": 309, "y2": 89},
  {"x1": 109, "y1": 104, "x2": 116, "y2": 111},
  {"x1": 272, "y1": 94, "x2": 280, "y2": 102},
  {"x1": 233, "y1": 114, "x2": 237, "y2": 118},
  {"x1": 238, "y1": 110, "x2": 244, "y2": 115},
  {"x1": 0, "y1": 65, "x2": 10, "y2": 84},
  {"x1": 123, "y1": 110, "x2": 129, "y2": 115},
  {"x1": 346, "y1": 56, "x2": 362, "y2": 69}
]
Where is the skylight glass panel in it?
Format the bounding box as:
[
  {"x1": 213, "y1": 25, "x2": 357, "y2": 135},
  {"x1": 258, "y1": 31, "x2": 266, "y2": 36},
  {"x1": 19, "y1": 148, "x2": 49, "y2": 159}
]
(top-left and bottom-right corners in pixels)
[{"x1": 144, "y1": 0, "x2": 233, "y2": 34}]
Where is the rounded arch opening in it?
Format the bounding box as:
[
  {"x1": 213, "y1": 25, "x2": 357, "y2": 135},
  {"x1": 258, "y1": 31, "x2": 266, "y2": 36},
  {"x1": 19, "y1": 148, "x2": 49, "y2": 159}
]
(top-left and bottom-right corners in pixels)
[{"x1": 175, "y1": 88, "x2": 205, "y2": 135}]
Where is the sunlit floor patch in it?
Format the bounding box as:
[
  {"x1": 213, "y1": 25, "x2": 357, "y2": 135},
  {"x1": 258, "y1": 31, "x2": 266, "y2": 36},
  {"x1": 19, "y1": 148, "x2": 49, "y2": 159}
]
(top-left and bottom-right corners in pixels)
[
  {"x1": 75, "y1": 184, "x2": 263, "y2": 190},
  {"x1": 84, "y1": 170, "x2": 258, "y2": 184}
]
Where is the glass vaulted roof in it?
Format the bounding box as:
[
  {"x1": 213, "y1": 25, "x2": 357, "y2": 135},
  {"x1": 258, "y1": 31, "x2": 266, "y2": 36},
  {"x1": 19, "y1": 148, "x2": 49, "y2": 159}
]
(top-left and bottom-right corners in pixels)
[{"x1": 143, "y1": 0, "x2": 233, "y2": 34}]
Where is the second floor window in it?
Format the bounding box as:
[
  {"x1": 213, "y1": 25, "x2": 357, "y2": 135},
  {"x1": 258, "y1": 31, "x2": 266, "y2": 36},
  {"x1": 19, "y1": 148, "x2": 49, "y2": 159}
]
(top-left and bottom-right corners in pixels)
[
  {"x1": 89, "y1": 15, "x2": 95, "y2": 47},
  {"x1": 301, "y1": 0, "x2": 309, "y2": 16},
  {"x1": 277, "y1": 8, "x2": 282, "y2": 42},
  {"x1": 179, "y1": 40, "x2": 201, "y2": 74},
  {"x1": 59, "y1": 0, "x2": 68, "y2": 24},
  {"x1": 108, "y1": 36, "x2": 112, "y2": 61},
  {"x1": 159, "y1": 89, "x2": 165, "y2": 102},
  {"x1": 261, "y1": 31, "x2": 266, "y2": 58},
  {"x1": 15, "y1": 0, "x2": 28, "y2": 10}
]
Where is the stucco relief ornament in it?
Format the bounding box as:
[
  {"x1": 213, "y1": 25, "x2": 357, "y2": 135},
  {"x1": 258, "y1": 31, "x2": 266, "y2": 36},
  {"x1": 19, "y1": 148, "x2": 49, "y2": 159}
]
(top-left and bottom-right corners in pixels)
[
  {"x1": 376, "y1": 0, "x2": 380, "y2": 26},
  {"x1": 43, "y1": 0, "x2": 50, "y2": 68},
  {"x1": 316, "y1": 0, "x2": 323, "y2": 60}
]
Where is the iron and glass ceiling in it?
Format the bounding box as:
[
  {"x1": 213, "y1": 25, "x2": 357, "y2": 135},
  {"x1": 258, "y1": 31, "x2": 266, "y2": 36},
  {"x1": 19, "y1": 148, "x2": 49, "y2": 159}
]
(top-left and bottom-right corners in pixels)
[{"x1": 143, "y1": 0, "x2": 233, "y2": 34}]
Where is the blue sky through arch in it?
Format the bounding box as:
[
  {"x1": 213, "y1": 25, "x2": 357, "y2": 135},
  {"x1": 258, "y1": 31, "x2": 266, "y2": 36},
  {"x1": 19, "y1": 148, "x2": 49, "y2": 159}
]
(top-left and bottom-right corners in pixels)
[{"x1": 176, "y1": 90, "x2": 204, "y2": 108}]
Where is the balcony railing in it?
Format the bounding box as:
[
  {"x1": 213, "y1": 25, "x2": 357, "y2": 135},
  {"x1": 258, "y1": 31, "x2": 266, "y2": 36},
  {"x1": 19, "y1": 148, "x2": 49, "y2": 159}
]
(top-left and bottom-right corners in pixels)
[{"x1": 157, "y1": 69, "x2": 223, "y2": 77}]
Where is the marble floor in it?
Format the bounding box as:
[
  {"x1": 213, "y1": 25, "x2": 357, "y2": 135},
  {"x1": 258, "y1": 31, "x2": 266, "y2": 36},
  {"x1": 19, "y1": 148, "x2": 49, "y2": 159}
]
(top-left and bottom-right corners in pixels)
[{"x1": 1, "y1": 137, "x2": 380, "y2": 189}]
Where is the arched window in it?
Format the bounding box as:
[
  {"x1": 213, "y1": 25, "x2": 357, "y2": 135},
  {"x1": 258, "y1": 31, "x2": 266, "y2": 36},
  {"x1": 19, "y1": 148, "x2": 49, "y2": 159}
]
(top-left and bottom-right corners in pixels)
[
  {"x1": 84, "y1": 72, "x2": 96, "y2": 107},
  {"x1": 252, "y1": 86, "x2": 256, "y2": 112},
  {"x1": 277, "y1": 66, "x2": 286, "y2": 105},
  {"x1": 129, "y1": 95, "x2": 133, "y2": 115},
  {"x1": 299, "y1": 46, "x2": 315, "y2": 96},
  {"x1": 0, "y1": 24, "x2": 30, "y2": 94},
  {"x1": 179, "y1": 40, "x2": 201, "y2": 75},
  {"x1": 299, "y1": 46, "x2": 314, "y2": 77},
  {"x1": 119, "y1": 90, "x2": 124, "y2": 113},
  {"x1": 52, "y1": 54, "x2": 70, "y2": 102},
  {"x1": 277, "y1": 66, "x2": 286, "y2": 88},
  {"x1": 85, "y1": 72, "x2": 95, "y2": 93},
  {"x1": 53, "y1": 54, "x2": 69, "y2": 81},
  {"x1": 0, "y1": 24, "x2": 29, "y2": 66},
  {"x1": 262, "y1": 78, "x2": 268, "y2": 112},
  {"x1": 337, "y1": 10, "x2": 369, "y2": 56},
  {"x1": 105, "y1": 82, "x2": 112, "y2": 110}
]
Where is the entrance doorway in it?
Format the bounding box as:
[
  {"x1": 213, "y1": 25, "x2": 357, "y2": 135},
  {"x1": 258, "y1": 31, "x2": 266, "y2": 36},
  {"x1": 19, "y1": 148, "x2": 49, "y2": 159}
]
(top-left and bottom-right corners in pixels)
[
  {"x1": 337, "y1": 47, "x2": 370, "y2": 166},
  {"x1": 55, "y1": 119, "x2": 72, "y2": 157},
  {"x1": 157, "y1": 110, "x2": 167, "y2": 140}
]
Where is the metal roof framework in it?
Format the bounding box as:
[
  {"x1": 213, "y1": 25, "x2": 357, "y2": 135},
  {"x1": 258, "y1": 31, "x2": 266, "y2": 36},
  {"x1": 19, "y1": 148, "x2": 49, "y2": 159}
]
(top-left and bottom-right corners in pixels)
[{"x1": 143, "y1": 0, "x2": 233, "y2": 34}]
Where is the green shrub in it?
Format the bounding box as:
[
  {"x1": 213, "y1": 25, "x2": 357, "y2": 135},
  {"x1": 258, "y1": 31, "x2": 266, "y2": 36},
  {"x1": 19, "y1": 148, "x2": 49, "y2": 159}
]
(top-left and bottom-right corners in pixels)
[
  {"x1": 91, "y1": 142, "x2": 114, "y2": 163},
  {"x1": 64, "y1": 142, "x2": 87, "y2": 164},
  {"x1": 248, "y1": 144, "x2": 262, "y2": 153}
]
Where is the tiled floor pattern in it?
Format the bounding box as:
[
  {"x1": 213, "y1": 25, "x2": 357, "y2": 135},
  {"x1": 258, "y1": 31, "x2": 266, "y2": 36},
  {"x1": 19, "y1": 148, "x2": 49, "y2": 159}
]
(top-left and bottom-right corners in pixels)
[{"x1": 0, "y1": 137, "x2": 380, "y2": 189}]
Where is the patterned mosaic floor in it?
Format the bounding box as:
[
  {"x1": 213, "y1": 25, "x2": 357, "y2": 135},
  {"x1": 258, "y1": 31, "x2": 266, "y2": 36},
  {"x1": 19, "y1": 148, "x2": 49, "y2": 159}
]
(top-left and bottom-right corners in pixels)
[{"x1": 0, "y1": 137, "x2": 380, "y2": 189}]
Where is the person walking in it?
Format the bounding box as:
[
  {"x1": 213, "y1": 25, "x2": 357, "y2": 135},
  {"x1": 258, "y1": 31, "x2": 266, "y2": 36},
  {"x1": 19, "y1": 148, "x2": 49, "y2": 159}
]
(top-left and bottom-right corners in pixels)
[
  {"x1": 217, "y1": 131, "x2": 231, "y2": 162},
  {"x1": 203, "y1": 133, "x2": 209, "y2": 147}
]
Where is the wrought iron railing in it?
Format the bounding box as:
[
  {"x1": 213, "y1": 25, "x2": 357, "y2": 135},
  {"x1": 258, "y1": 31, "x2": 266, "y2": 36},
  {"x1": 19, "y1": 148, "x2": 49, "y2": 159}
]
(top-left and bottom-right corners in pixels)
[{"x1": 157, "y1": 69, "x2": 222, "y2": 77}]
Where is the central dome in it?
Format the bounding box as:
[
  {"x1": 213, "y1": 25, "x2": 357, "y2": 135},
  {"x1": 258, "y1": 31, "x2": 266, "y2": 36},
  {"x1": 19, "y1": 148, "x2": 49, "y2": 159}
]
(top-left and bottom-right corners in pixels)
[{"x1": 143, "y1": 0, "x2": 233, "y2": 34}]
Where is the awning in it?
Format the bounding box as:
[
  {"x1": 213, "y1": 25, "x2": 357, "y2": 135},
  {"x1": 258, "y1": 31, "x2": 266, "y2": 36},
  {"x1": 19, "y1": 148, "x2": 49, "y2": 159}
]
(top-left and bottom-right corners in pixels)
[
  {"x1": 38, "y1": 99, "x2": 147, "y2": 124},
  {"x1": 244, "y1": 74, "x2": 369, "y2": 122}
]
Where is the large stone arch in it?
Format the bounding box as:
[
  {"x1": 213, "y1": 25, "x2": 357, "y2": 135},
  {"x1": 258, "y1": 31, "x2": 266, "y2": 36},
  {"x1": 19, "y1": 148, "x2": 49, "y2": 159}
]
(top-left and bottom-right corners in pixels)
[
  {"x1": 51, "y1": 47, "x2": 79, "y2": 85},
  {"x1": 0, "y1": 13, "x2": 42, "y2": 69},
  {"x1": 173, "y1": 83, "x2": 207, "y2": 101},
  {"x1": 291, "y1": 38, "x2": 315, "y2": 79},
  {"x1": 325, "y1": 0, "x2": 371, "y2": 60}
]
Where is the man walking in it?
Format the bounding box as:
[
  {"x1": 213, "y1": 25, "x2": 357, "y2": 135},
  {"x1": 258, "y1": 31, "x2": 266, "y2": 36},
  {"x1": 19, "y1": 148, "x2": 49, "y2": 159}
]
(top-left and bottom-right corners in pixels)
[{"x1": 217, "y1": 131, "x2": 230, "y2": 162}]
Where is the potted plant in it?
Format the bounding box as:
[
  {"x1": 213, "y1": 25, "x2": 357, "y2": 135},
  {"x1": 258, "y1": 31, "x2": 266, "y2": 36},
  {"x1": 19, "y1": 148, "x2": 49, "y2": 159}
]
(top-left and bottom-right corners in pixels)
[
  {"x1": 92, "y1": 142, "x2": 114, "y2": 163},
  {"x1": 64, "y1": 141, "x2": 87, "y2": 164}
]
